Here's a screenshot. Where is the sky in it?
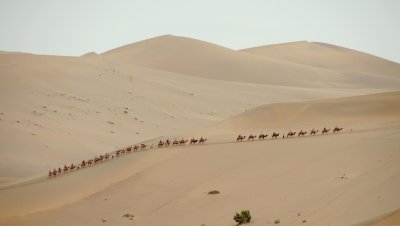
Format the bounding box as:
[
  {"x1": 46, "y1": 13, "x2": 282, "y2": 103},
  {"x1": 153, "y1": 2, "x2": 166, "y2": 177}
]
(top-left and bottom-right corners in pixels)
[{"x1": 0, "y1": 0, "x2": 399, "y2": 62}]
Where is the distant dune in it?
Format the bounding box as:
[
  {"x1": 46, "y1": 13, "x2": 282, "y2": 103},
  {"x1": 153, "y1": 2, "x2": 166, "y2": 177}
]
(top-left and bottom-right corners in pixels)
[
  {"x1": 102, "y1": 35, "x2": 400, "y2": 89},
  {"x1": 241, "y1": 41, "x2": 400, "y2": 77}
]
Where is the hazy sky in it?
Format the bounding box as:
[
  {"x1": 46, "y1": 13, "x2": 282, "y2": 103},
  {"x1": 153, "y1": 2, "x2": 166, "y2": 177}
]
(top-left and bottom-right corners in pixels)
[{"x1": 0, "y1": 0, "x2": 399, "y2": 62}]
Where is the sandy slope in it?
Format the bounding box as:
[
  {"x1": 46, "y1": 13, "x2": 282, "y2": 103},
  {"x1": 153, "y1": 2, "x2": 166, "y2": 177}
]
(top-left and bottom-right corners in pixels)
[
  {"x1": 1, "y1": 43, "x2": 388, "y2": 178},
  {"x1": 0, "y1": 92, "x2": 399, "y2": 226},
  {"x1": 241, "y1": 41, "x2": 400, "y2": 77},
  {"x1": 207, "y1": 91, "x2": 400, "y2": 135},
  {"x1": 367, "y1": 210, "x2": 400, "y2": 226}
]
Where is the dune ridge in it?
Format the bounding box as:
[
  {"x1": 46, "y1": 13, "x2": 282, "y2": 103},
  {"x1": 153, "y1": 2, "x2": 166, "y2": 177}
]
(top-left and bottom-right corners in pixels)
[{"x1": 241, "y1": 41, "x2": 400, "y2": 77}]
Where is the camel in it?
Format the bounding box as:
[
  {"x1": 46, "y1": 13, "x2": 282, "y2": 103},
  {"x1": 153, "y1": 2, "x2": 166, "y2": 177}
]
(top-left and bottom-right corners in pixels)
[
  {"x1": 272, "y1": 132, "x2": 280, "y2": 139},
  {"x1": 126, "y1": 146, "x2": 132, "y2": 152},
  {"x1": 287, "y1": 131, "x2": 296, "y2": 137},
  {"x1": 190, "y1": 138, "x2": 198, "y2": 144},
  {"x1": 87, "y1": 160, "x2": 93, "y2": 166},
  {"x1": 259, "y1": 133, "x2": 268, "y2": 139},
  {"x1": 165, "y1": 139, "x2": 171, "y2": 146},
  {"x1": 322, "y1": 128, "x2": 330, "y2": 134},
  {"x1": 158, "y1": 140, "x2": 164, "y2": 148},
  {"x1": 179, "y1": 139, "x2": 188, "y2": 144},
  {"x1": 248, "y1": 134, "x2": 257, "y2": 140},
  {"x1": 310, "y1": 129, "x2": 319, "y2": 135},
  {"x1": 173, "y1": 139, "x2": 179, "y2": 145},
  {"x1": 48, "y1": 170, "x2": 53, "y2": 177},
  {"x1": 52, "y1": 169, "x2": 57, "y2": 176},
  {"x1": 63, "y1": 165, "x2": 69, "y2": 173},
  {"x1": 133, "y1": 145, "x2": 139, "y2": 151},
  {"x1": 237, "y1": 134, "x2": 246, "y2": 141},
  {"x1": 141, "y1": 144, "x2": 147, "y2": 149},
  {"x1": 298, "y1": 130, "x2": 307, "y2": 136},
  {"x1": 333, "y1": 126, "x2": 343, "y2": 133},
  {"x1": 199, "y1": 137, "x2": 207, "y2": 144}
]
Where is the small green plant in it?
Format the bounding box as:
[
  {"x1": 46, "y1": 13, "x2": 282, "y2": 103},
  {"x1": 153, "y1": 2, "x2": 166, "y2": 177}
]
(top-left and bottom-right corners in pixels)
[
  {"x1": 208, "y1": 190, "x2": 220, "y2": 195},
  {"x1": 233, "y1": 210, "x2": 251, "y2": 225},
  {"x1": 122, "y1": 213, "x2": 134, "y2": 218}
]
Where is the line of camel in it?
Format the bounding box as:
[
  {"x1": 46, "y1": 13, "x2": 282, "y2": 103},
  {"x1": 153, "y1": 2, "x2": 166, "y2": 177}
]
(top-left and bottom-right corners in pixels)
[
  {"x1": 48, "y1": 127, "x2": 343, "y2": 178},
  {"x1": 48, "y1": 137, "x2": 208, "y2": 177},
  {"x1": 236, "y1": 126, "x2": 343, "y2": 141}
]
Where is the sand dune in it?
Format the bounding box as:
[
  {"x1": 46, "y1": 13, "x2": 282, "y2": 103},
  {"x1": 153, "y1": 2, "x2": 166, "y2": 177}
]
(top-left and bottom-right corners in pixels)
[
  {"x1": 368, "y1": 210, "x2": 400, "y2": 226},
  {"x1": 241, "y1": 41, "x2": 400, "y2": 78},
  {"x1": 0, "y1": 91, "x2": 399, "y2": 226},
  {"x1": 208, "y1": 91, "x2": 400, "y2": 134},
  {"x1": 1, "y1": 35, "x2": 400, "y2": 226},
  {"x1": 102, "y1": 35, "x2": 323, "y2": 87},
  {"x1": 102, "y1": 35, "x2": 400, "y2": 89},
  {"x1": 1, "y1": 45, "x2": 383, "y2": 178}
]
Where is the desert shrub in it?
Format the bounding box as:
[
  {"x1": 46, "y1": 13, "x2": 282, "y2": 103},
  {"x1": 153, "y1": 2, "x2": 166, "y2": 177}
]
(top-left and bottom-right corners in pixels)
[
  {"x1": 274, "y1": 219, "x2": 280, "y2": 224},
  {"x1": 233, "y1": 210, "x2": 251, "y2": 225},
  {"x1": 122, "y1": 213, "x2": 134, "y2": 218},
  {"x1": 208, "y1": 190, "x2": 220, "y2": 195}
]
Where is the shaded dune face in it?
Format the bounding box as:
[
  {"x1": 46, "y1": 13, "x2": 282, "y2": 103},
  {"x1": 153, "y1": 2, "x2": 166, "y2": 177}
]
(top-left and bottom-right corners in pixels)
[{"x1": 210, "y1": 91, "x2": 400, "y2": 132}]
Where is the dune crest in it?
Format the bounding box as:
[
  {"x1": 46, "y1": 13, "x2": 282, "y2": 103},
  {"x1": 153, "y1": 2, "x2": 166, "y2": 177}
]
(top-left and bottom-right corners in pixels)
[{"x1": 241, "y1": 41, "x2": 400, "y2": 77}]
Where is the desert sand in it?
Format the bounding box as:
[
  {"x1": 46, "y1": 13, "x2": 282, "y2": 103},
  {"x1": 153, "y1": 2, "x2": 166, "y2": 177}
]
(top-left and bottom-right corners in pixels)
[{"x1": 0, "y1": 35, "x2": 399, "y2": 225}]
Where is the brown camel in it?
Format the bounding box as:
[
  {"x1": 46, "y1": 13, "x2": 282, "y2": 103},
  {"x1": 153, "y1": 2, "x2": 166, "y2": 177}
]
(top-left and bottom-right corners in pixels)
[
  {"x1": 199, "y1": 137, "x2": 207, "y2": 144},
  {"x1": 298, "y1": 130, "x2": 307, "y2": 136},
  {"x1": 190, "y1": 138, "x2": 198, "y2": 144},
  {"x1": 322, "y1": 128, "x2": 330, "y2": 134},
  {"x1": 287, "y1": 131, "x2": 296, "y2": 137},
  {"x1": 165, "y1": 139, "x2": 171, "y2": 146},
  {"x1": 133, "y1": 145, "x2": 139, "y2": 151},
  {"x1": 173, "y1": 139, "x2": 179, "y2": 145},
  {"x1": 141, "y1": 144, "x2": 147, "y2": 149},
  {"x1": 310, "y1": 129, "x2": 319, "y2": 135},
  {"x1": 333, "y1": 127, "x2": 343, "y2": 133},
  {"x1": 179, "y1": 139, "x2": 188, "y2": 144},
  {"x1": 158, "y1": 140, "x2": 164, "y2": 148},
  {"x1": 237, "y1": 134, "x2": 246, "y2": 141},
  {"x1": 63, "y1": 165, "x2": 69, "y2": 173},
  {"x1": 272, "y1": 132, "x2": 280, "y2": 139},
  {"x1": 259, "y1": 133, "x2": 268, "y2": 139},
  {"x1": 248, "y1": 134, "x2": 257, "y2": 140}
]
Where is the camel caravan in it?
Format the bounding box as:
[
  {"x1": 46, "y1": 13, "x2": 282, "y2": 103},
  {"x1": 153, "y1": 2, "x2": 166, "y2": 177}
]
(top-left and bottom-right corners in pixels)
[
  {"x1": 48, "y1": 126, "x2": 344, "y2": 178},
  {"x1": 48, "y1": 136, "x2": 208, "y2": 178},
  {"x1": 236, "y1": 126, "x2": 343, "y2": 141}
]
